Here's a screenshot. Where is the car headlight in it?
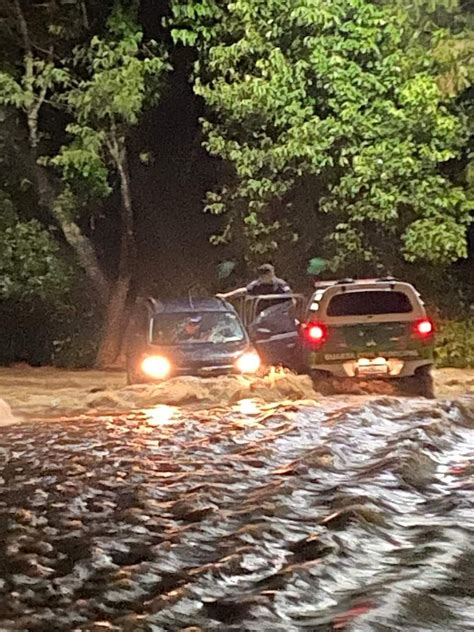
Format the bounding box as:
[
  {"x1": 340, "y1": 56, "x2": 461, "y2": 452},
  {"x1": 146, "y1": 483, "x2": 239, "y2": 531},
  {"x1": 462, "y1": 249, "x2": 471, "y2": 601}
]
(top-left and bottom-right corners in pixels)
[
  {"x1": 141, "y1": 355, "x2": 172, "y2": 380},
  {"x1": 236, "y1": 351, "x2": 261, "y2": 374}
]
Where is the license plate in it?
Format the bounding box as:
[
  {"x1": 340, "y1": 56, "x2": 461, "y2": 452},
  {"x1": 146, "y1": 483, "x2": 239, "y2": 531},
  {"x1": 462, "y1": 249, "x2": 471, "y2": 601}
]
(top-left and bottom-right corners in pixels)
[{"x1": 356, "y1": 359, "x2": 389, "y2": 376}]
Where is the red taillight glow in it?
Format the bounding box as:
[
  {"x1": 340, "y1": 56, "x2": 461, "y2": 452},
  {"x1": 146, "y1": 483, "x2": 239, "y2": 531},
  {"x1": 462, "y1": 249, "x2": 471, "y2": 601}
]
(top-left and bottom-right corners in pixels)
[
  {"x1": 308, "y1": 325, "x2": 325, "y2": 341},
  {"x1": 416, "y1": 319, "x2": 433, "y2": 336},
  {"x1": 302, "y1": 323, "x2": 327, "y2": 343}
]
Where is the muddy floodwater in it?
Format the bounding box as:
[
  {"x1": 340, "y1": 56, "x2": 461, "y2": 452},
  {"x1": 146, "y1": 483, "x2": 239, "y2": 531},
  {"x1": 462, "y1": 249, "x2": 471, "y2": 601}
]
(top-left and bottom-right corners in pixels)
[{"x1": 0, "y1": 369, "x2": 473, "y2": 630}]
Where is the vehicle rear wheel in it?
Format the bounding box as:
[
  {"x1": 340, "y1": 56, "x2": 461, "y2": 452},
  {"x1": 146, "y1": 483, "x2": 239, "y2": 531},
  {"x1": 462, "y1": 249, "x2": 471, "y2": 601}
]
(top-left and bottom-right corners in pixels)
[
  {"x1": 310, "y1": 370, "x2": 335, "y2": 395},
  {"x1": 289, "y1": 360, "x2": 310, "y2": 375},
  {"x1": 400, "y1": 366, "x2": 435, "y2": 399}
]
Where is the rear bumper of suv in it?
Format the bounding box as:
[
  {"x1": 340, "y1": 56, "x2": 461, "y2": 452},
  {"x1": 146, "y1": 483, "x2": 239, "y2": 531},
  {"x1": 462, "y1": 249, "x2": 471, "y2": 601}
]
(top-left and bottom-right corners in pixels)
[{"x1": 309, "y1": 357, "x2": 432, "y2": 379}]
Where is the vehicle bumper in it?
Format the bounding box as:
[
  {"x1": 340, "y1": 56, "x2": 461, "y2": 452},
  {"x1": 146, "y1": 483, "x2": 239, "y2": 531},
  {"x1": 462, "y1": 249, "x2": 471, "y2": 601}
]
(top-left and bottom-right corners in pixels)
[
  {"x1": 174, "y1": 365, "x2": 237, "y2": 377},
  {"x1": 309, "y1": 357, "x2": 433, "y2": 379},
  {"x1": 130, "y1": 364, "x2": 241, "y2": 382}
]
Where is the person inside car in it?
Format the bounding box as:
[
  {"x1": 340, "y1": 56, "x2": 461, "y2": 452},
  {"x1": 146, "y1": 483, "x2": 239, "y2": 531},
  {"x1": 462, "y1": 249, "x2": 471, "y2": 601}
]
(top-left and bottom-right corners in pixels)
[
  {"x1": 175, "y1": 316, "x2": 205, "y2": 342},
  {"x1": 217, "y1": 264, "x2": 292, "y2": 300}
]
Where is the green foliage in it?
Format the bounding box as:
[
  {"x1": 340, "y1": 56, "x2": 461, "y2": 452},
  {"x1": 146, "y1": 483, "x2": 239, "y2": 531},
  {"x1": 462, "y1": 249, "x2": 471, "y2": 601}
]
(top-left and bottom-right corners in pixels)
[
  {"x1": 51, "y1": 3, "x2": 170, "y2": 194},
  {"x1": 0, "y1": 198, "x2": 70, "y2": 302},
  {"x1": 385, "y1": 1, "x2": 474, "y2": 97},
  {"x1": 170, "y1": 0, "x2": 472, "y2": 268},
  {"x1": 217, "y1": 260, "x2": 237, "y2": 279},
  {"x1": 50, "y1": 298, "x2": 102, "y2": 368},
  {"x1": 0, "y1": 60, "x2": 69, "y2": 112},
  {"x1": 49, "y1": 127, "x2": 111, "y2": 198},
  {"x1": 435, "y1": 318, "x2": 474, "y2": 368}
]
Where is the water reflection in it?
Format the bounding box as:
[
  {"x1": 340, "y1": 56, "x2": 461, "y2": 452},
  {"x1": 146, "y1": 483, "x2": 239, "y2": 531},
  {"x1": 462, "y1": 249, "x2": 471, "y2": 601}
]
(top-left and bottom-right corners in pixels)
[
  {"x1": 143, "y1": 404, "x2": 178, "y2": 426},
  {"x1": 235, "y1": 398, "x2": 261, "y2": 416}
]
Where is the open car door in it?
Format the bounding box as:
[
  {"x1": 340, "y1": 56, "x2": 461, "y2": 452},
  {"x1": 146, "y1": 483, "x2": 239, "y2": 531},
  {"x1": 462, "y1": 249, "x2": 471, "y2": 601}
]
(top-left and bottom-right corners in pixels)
[{"x1": 229, "y1": 294, "x2": 307, "y2": 370}]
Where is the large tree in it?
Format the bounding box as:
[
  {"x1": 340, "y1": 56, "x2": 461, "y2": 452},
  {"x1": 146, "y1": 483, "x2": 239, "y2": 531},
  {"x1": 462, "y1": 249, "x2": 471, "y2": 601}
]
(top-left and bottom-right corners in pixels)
[
  {"x1": 0, "y1": 0, "x2": 109, "y2": 297},
  {"x1": 51, "y1": 5, "x2": 169, "y2": 365},
  {"x1": 170, "y1": 0, "x2": 472, "y2": 272},
  {"x1": 0, "y1": 1, "x2": 169, "y2": 366}
]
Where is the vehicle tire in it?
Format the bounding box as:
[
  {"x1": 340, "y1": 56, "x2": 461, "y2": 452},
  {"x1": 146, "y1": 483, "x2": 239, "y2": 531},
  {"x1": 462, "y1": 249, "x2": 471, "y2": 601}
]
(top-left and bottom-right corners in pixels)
[
  {"x1": 310, "y1": 370, "x2": 335, "y2": 395},
  {"x1": 289, "y1": 359, "x2": 310, "y2": 375},
  {"x1": 400, "y1": 366, "x2": 435, "y2": 399}
]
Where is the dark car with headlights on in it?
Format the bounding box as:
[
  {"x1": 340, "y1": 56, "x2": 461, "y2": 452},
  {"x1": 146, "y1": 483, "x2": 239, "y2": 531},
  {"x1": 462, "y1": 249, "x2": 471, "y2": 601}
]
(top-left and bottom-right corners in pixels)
[{"x1": 125, "y1": 297, "x2": 261, "y2": 384}]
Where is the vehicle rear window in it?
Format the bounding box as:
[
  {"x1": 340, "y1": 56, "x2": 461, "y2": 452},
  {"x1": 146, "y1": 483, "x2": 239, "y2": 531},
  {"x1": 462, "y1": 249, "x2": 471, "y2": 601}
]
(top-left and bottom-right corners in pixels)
[
  {"x1": 152, "y1": 311, "x2": 245, "y2": 345},
  {"x1": 326, "y1": 291, "x2": 413, "y2": 316}
]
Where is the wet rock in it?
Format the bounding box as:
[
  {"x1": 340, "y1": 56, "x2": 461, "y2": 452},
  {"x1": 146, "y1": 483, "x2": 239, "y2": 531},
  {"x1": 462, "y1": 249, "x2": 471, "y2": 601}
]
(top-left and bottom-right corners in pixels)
[
  {"x1": 455, "y1": 399, "x2": 474, "y2": 427},
  {"x1": 0, "y1": 398, "x2": 17, "y2": 426},
  {"x1": 289, "y1": 534, "x2": 333, "y2": 563},
  {"x1": 139, "y1": 377, "x2": 209, "y2": 406},
  {"x1": 203, "y1": 598, "x2": 252, "y2": 624},
  {"x1": 86, "y1": 392, "x2": 129, "y2": 410},
  {"x1": 399, "y1": 451, "x2": 437, "y2": 489},
  {"x1": 268, "y1": 374, "x2": 316, "y2": 399}
]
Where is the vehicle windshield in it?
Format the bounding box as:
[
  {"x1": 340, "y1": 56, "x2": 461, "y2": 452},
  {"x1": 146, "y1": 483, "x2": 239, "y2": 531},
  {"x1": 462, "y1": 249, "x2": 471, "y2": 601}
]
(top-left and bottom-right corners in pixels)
[
  {"x1": 327, "y1": 291, "x2": 413, "y2": 317},
  {"x1": 151, "y1": 311, "x2": 246, "y2": 345}
]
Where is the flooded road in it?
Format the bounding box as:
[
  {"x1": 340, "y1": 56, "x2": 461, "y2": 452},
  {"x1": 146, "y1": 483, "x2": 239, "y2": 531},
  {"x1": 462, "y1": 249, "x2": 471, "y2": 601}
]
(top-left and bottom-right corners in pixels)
[{"x1": 0, "y1": 393, "x2": 473, "y2": 631}]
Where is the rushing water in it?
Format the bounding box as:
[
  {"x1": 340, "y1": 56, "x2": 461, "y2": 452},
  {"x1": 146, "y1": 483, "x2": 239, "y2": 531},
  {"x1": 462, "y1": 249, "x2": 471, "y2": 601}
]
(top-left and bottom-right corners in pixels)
[{"x1": 0, "y1": 396, "x2": 473, "y2": 631}]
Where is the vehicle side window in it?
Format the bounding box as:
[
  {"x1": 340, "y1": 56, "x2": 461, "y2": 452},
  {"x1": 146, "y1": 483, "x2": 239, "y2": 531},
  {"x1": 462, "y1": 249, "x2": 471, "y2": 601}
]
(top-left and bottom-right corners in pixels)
[{"x1": 252, "y1": 302, "x2": 296, "y2": 335}]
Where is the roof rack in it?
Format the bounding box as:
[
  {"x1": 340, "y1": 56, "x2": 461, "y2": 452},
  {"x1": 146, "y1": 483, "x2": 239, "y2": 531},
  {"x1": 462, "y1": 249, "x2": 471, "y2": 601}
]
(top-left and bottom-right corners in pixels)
[{"x1": 376, "y1": 276, "x2": 396, "y2": 282}]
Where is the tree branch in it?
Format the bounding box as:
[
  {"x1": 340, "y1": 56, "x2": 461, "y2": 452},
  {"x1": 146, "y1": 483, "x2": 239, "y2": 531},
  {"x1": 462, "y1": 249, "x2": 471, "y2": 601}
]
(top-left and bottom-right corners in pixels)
[
  {"x1": 13, "y1": 0, "x2": 32, "y2": 58},
  {"x1": 81, "y1": 0, "x2": 90, "y2": 31}
]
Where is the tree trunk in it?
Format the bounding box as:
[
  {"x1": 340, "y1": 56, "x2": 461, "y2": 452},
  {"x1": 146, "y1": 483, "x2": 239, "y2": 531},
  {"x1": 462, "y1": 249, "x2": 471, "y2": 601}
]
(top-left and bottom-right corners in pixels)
[
  {"x1": 28, "y1": 129, "x2": 110, "y2": 304},
  {"x1": 94, "y1": 276, "x2": 130, "y2": 368},
  {"x1": 52, "y1": 195, "x2": 110, "y2": 302},
  {"x1": 15, "y1": 0, "x2": 109, "y2": 304},
  {"x1": 95, "y1": 140, "x2": 136, "y2": 368}
]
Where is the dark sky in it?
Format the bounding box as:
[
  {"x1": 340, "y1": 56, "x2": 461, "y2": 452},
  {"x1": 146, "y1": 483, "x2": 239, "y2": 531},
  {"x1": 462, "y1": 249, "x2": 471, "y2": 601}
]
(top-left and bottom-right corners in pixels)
[
  {"x1": 130, "y1": 54, "x2": 224, "y2": 295},
  {"x1": 113, "y1": 0, "x2": 227, "y2": 296}
]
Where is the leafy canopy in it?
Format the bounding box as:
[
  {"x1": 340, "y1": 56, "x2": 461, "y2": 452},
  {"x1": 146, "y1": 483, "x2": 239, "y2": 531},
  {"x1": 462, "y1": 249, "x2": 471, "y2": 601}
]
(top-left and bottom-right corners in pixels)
[
  {"x1": 50, "y1": 4, "x2": 170, "y2": 199},
  {"x1": 170, "y1": 0, "x2": 472, "y2": 268},
  {"x1": 0, "y1": 193, "x2": 70, "y2": 301}
]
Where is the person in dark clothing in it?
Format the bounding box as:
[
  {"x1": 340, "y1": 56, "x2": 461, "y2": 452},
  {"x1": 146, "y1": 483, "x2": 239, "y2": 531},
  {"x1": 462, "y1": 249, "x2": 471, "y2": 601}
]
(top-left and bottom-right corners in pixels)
[{"x1": 217, "y1": 264, "x2": 292, "y2": 302}]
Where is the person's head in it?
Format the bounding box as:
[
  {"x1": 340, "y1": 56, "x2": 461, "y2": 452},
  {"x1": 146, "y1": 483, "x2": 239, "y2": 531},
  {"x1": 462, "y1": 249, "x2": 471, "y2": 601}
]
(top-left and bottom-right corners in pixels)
[
  {"x1": 257, "y1": 263, "x2": 275, "y2": 283},
  {"x1": 184, "y1": 316, "x2": 202, "y2": 335}
]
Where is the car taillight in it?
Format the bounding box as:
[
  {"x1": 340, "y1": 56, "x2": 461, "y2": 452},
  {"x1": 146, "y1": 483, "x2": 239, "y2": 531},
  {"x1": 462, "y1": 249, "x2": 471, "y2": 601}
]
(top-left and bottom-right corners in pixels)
[
  {"x1": 415, "y1": 319, "x2": 433, "y2": 337},
  {"x1": 302, "y1": 322, "x2": 327, "y2": 344}
]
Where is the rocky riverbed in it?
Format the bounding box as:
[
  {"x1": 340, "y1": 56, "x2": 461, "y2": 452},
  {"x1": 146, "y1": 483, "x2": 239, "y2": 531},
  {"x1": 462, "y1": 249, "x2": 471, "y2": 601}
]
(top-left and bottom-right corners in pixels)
[{"x1": 0, "y1": 368, "x2": 473, "y2": 630}]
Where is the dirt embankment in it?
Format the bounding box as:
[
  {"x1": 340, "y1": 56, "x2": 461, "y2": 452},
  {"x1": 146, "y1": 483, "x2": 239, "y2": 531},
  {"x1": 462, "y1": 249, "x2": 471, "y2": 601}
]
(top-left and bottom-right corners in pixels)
[{"x1": 0, "y1": 366, "x2": 473, "y2": 425}]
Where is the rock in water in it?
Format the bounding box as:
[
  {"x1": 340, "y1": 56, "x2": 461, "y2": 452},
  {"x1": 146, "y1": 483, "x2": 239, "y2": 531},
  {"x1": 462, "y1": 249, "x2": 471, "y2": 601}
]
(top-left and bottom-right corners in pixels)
[{"x1": 0, "y1": 398, "x2": 17, "y2": 426}]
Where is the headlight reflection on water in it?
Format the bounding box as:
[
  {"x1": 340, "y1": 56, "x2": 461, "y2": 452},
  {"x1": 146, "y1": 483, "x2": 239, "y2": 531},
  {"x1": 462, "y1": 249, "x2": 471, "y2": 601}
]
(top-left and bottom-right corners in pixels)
[
  {"x1": 143, "y1": 404, "x2": 178, "y2": 426},
  {"x1": 236, "y1": 398, "x2": 261, "y2": 416}
]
